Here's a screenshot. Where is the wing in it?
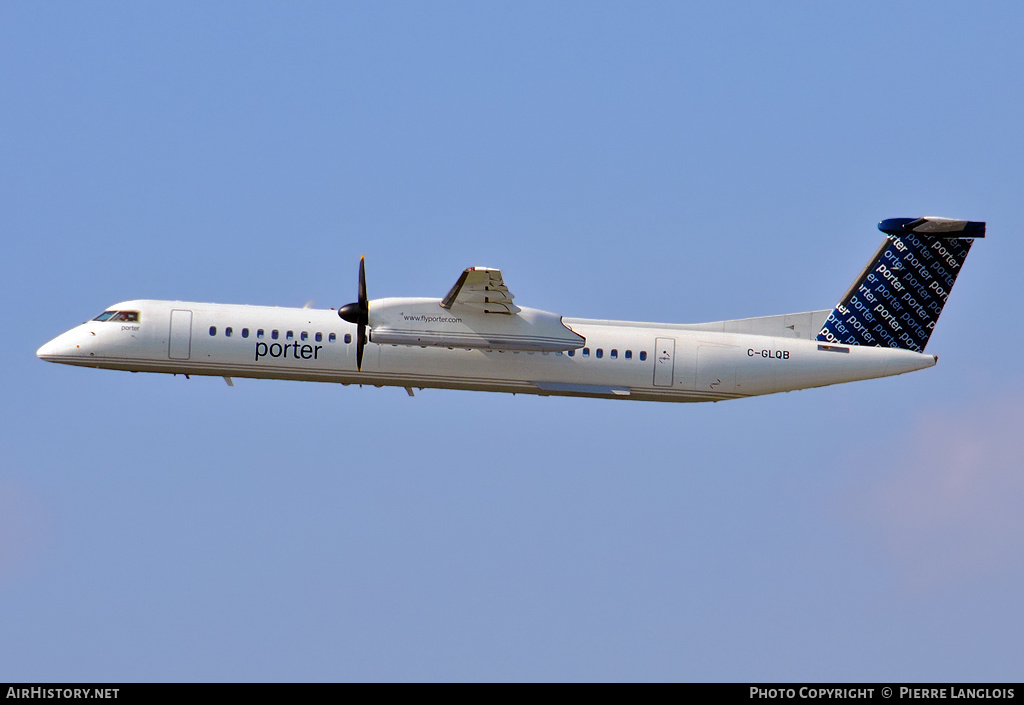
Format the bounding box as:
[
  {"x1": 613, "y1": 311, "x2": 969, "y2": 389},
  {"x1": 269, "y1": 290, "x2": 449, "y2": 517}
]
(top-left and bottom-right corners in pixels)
[{"x1": 440, "y1": 267, "x2": 521, "y2": 314}]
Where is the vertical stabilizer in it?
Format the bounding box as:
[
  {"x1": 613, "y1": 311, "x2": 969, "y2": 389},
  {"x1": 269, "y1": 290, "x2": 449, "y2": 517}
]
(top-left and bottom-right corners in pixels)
[{"x1": 817, "y1": 217, "x2": 984, "y2": 352}]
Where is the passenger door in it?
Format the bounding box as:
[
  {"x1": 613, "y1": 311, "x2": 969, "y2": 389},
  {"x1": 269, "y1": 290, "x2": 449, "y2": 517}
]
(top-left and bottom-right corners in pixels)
[
  {"x1": 653, "y1": 337, "x2": 675, "y2": 387},
  {"x1": 168, "y1": 309, "x2": 193, "y2": 360}
]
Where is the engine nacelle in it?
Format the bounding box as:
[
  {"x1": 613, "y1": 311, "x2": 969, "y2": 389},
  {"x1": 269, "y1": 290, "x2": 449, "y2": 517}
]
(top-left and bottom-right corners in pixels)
[{"x1": 368, "y1": 297, "x2": 585, "y2": 351}]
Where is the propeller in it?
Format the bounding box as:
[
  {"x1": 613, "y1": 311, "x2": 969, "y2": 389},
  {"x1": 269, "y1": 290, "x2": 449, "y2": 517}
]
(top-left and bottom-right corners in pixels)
[{"x1": 338, "y1": 256, "x2": 368, "y2": 371}]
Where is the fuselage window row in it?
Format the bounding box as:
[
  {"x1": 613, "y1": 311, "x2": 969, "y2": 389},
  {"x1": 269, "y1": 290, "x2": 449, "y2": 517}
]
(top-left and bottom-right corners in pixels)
[
  {"x1": 203, "y1": 326, "x2": 650, "y2": 359},
  {"x1": 566, "y1": 347, "x2": 644, "y2": 360},
  {"x1": 208, "y1": 326, "x2": 349, "y2": 344}
]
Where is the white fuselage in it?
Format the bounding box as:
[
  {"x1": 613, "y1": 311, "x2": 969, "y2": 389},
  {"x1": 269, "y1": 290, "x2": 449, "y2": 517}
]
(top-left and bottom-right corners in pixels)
[{"x1": 37, "y1": 299, "x2": 938, "y2": 402}]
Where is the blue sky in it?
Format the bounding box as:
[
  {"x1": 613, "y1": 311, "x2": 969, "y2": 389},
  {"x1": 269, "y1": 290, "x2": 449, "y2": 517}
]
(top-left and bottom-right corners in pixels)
[{"x1": 3, "y1": 2, "x2": 1022, "y2": 681}]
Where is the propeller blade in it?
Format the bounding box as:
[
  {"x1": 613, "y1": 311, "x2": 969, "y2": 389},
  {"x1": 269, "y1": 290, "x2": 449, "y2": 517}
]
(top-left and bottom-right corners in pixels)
[
  {"x1": 358, "y1": 255, "x2": 367, "y2": 310},
  {"x1": 356, "y1": 256, "x2": 367, "y2": 370},
  {"x1": 356, "y1": 318, "x2": 366, "y2": 371},
  {"x1": 338, "y1": 256, "x2": 369, "y2": 371}
]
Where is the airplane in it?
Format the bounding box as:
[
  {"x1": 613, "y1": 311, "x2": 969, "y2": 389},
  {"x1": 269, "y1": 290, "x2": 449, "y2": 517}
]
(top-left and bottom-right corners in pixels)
[{"x1": 37, "y1": 216, "x2": 984, "y2": 403}]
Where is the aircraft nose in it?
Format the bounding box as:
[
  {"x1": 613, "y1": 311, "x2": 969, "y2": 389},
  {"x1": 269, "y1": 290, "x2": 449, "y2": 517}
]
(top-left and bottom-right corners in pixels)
[
  {"x1": 37, "y1": 337, "x2": 64, "y2": 361},
  {"x1": 37, "y1": 330, "x2": 84, "y2": 362}
]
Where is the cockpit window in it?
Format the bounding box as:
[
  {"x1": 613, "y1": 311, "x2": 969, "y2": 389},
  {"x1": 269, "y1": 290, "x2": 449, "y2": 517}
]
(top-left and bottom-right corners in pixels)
[{"x1": 92, "y1": 310, "x2": 140, "y2": 322}]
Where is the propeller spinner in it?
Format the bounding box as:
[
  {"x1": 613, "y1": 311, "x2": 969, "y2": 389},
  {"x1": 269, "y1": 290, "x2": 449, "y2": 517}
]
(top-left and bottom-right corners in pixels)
[{"x1": 338, "y1": 256, "x2": 368, "y2": 371}]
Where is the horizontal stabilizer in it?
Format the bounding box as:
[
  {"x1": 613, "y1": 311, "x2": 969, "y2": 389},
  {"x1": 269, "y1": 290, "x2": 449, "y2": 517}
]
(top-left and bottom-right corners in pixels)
[{"x1": 879, "y1": 217, "x2": 985, "y2": 238}]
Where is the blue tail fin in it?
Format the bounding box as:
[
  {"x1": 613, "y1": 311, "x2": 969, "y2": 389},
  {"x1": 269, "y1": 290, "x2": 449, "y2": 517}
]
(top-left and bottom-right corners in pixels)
[{"x1": 817, "y1": 217, "x2": 985, "y2": 352}]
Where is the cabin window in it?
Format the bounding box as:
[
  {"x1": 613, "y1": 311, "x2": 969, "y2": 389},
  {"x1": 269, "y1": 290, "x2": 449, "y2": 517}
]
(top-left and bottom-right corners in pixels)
[
  {"x1": 329, "y1": 333, "x2": 337, "y2": 343},
  {"x1": 568, "y1": 350, "x2": 575, "y2": 357},
  {"x1": 301, "y1": 331, "x2": 308, "y2": 341},
  {"x1": 556, "y1": 351, "x2": 563, "y2": 356},
  {"x1": 640, "y1": 351, "x2": 647, "y2": 361},
  {"x1": 286, "y1": 331, "x2": 294, "y2": 340},
  {"x1": 625, "y1": 350, "x2": 632, "y2": 360},
  {"x1": 343, "y1": 333, "x2": 351, "y2": 344},
  {"x1": 257, "y1": 329, "x2": 264, "y2": 339},
  {"x1": 272, "y1": 330, "x2": 279, "y2": 340},
  {"x1": 242, "y1": 328, "x2": 249, "y2": 338},
  {"x1": 582, "y1": 348, "x2": 590, "y2": 357},
  {"x1": 209, "y1": 326, "x2": 216, "y2": 336},
  {"x1": 315, "y1": 332, "x2": 323, "y2": 342},
  {"x1": 226, "y1": 327, "x2": 233, "y2": 337},
  {"x1": 596, "y1": 348, "x2": 603, "y2": 359},
  {"x1": 610, "y1": 349, "x2": 617, "y2": 359}
]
